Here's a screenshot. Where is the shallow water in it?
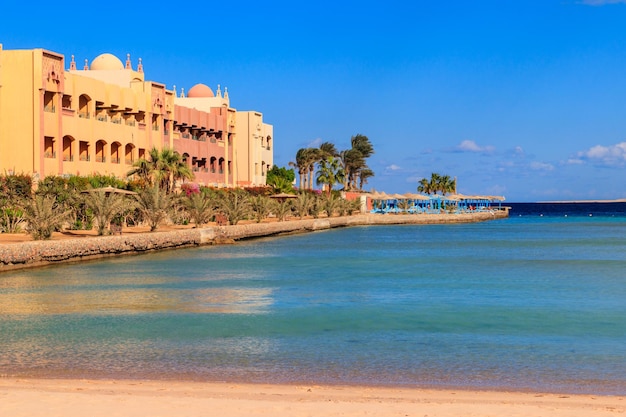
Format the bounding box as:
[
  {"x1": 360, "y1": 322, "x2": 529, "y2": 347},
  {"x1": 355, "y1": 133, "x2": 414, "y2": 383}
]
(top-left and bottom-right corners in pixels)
[{"x1": 1, "y1": 207, "x2": 626, "y2": 394}]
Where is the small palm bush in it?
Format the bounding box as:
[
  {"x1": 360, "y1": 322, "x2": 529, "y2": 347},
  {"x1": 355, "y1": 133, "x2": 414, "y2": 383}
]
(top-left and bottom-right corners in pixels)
[
  {"x1": 250, "y1": 195, "x2": 273, "y2": 223},
  {"x1": 135, "y1": 186, "x2": 172, "y2": 231},
  {"x1": 217, "y1": 190, "x2": 251, "y2": 225},
  {"x1": 21, "y1": 195, "x2": 70, "y2": 240}
]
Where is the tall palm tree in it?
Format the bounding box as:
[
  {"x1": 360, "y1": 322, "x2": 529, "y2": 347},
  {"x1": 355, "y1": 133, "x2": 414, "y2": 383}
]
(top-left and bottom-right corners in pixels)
[
  {"x1": 358, "y1": 168, "x2": 374, "y2": 190},
  {"x1": 319, "y1": 142, "x2": 338, "y2": 160},
  {"x1": 316, "y1": 156, "x2": 345, "y2": 196},
  {"x1": 417, "y1": 177, "x2": 433, "y2": 195},
  {"x1": 128, "y1": 147, "x2": 193, "y2": 193},
  {"x1": 290, "y1": 148, "x2": 313, "y2": 190}
]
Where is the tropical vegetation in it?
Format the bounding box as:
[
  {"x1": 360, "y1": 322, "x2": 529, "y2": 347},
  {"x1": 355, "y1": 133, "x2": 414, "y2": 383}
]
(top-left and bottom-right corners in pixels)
[
  {"x1": 417, "y1": 173, "x2": 457, "y2": 196},
  {"x1": 290, "y1": 134, "x2": 375, "y2": 194}
]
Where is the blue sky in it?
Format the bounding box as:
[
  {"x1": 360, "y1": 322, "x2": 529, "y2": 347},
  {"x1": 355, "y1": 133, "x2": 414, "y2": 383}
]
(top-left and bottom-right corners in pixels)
[{"x1": 2, "y1": 0, "x2": 626, "y2": 201}]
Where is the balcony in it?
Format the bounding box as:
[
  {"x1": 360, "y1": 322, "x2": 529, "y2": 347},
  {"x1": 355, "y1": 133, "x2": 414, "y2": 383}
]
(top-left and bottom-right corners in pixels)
[
  {"x1": 96, "y1": 156, "x2": 106, "y2": 163},
  {"x1": 44, "y1": 104, "x2": 56, "y2": 113},
  {"x1": 63, "y1": 155, "x2": 74, "y2": 162},
  {"x1": 96, "y1": 114, "x2": 108, "y2": 122},
  {"x1": 44, "y1": 151, "x2": 56, "y2": 158},
  {"x1": 79, "y1": 155, "x2": 90, "y2": 162},
  {"x1": 111, "y1": 118, "x2": 122, "y2": 125},
  {"x1": 125, "y1": 158, "x2": 134, "y2": 165},
  {"x1": 182, "y1": 133, "x2": 190, "y2": 139},
  {"x1": 78, "y1": 112, "x2": 90, "y2": 119},
  {"x1": 111, "y1": 157, "x2": 121, "y2": 164}
]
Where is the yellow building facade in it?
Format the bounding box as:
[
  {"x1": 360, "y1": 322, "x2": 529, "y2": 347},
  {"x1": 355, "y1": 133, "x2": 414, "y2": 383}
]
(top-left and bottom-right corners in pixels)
[{"x1": 0, "y1": 45, "x2": 273, "y2": 188}]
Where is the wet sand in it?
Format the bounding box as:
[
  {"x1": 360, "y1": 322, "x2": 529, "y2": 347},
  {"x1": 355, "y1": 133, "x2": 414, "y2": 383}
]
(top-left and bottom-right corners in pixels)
[{"x1": 0, "y1": 378, "x2": 623, "y2": 417}]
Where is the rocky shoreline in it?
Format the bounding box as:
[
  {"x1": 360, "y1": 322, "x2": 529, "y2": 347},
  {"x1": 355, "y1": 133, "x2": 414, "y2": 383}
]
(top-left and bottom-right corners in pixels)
[{"x1": 0, "y1": 210, "x2": 508, "y2": 272}]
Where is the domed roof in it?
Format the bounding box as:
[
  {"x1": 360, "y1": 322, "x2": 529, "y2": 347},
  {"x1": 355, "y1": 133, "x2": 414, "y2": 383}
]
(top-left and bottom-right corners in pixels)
[
  {"x1": 90, "y1": 53, "x2": 124, "y2": 71},
  {"x1": 187, "y1": 83, "x2": 214, "y2": 98}
]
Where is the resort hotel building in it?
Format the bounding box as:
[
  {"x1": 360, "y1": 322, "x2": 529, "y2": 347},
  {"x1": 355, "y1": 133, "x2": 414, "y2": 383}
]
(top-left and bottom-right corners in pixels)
[{"x1": 0, "y1": 45, "x2": 273, "y2": 188}]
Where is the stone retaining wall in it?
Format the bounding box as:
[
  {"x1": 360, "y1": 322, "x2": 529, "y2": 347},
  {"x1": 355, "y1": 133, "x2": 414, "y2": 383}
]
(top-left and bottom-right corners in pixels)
[{"x1": 0, "y1": 210, "x2": 508, "y2": 272}]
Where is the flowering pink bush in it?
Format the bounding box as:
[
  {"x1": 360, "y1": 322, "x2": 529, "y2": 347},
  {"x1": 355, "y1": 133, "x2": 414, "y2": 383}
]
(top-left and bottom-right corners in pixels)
[{"x1": 180, "y1": 182, "x2": 200, "y2": 196}]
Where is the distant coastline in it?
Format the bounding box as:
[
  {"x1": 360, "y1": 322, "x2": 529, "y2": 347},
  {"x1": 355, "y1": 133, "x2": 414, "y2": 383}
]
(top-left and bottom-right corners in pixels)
[{"x1": 524, "y1": 199, "x2": 626, "y2": 203}]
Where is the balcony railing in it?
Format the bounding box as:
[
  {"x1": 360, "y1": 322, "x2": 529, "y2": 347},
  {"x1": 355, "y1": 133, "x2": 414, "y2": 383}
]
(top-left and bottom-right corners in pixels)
[
  {"x1": 125, "y1": 120, "x2": 136, "y2": 126},
  {"x1": 63, "y1": 155, "x2": 74, "y2": 162},
  {"x1": 182, "y1": 133, "x2": 190, "y2": 139},
  {"x1": 111, "y1": 157, "x2": 121, "y2": 164},
  {"x1": 44, "y1": 104, "x2": 56, "y2": 113},
  {"x1": 111, "y1": 118, "x2": 122, "y2": 124},
  {"x1": 125, "y1": 158, "x2": 133, "y2": 165},
  {"x1": 96, "y1": 115, "x2": 108, "y2": 122},
  {"x1": 79, "y1": 155, "x2": 90, "y2": 162},
  {"x1": 96, "y1": 156, "x2": 106, "y2": 163},
  {"x1": 78, "y1": 112, "x2": 90, "y2": 119},
  {"x1": 44, "y1": 151, "x2": 56, "y2": 158},
  {"x1": 210, "y1": 138, "x2": 217, "y2": 143}
]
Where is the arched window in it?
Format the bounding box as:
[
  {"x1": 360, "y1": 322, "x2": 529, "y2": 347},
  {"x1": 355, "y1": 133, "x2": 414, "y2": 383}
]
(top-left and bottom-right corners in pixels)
[
  {"x1": 111, "y1": 142, "x2": 121, "y2": 164},
  {"x1": 62, "y1": 136, "x2": 74, "y2": 161},
  {"x1": 125, "y1": 144, "x2": 135, "y2": 165},
  {"x1": 95, "y1": 140, "x2": 107, "y2": 163},
  {"x1": 78, "y1": 94, "x2": 91, "y2": 118}
]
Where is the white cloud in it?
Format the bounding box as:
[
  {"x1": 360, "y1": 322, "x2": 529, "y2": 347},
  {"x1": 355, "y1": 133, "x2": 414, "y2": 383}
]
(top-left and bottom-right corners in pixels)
[
  {"x1": 514, "y1": 146, "x2": 524, "y2": 155},
  {"x1": 579, "y1": 0, "x2": 626, "y2": 5},
  {"x1": 576, "y1": 141, "x2": 626, "y2": 166},
  {"x1": 386, "y1": 164, "x2": 401, "y2": 171},
  {"x1": 530, "y1": 161, "x2": 555, "y2": 171},
  {"x1": 306, "y1": 138, "x2": 323, "y2": 147},
  {"x1": 456, "y1": 140, "x2": 495, "y2": 154}
]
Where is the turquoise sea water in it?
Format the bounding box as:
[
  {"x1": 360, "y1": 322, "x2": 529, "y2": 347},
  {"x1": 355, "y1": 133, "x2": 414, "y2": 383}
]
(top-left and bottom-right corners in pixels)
[{"x1": 1, "y1": 212, "x2": 626, "y2": 394}]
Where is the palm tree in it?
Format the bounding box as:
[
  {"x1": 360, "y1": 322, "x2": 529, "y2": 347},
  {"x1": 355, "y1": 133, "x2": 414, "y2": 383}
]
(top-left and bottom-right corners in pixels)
[
  {"x1": 217, "y1": 190, "x2": 251, "y2": 225},
  {"x1": 250, "y1": 195, "x2": 273, "y2": 223},
  {"x1": 21, "y1": 195, "x2": 71, "y2": 240},
  {"x1": 128, "y1": 147, "x2": 193, "y2": 193},
  {"x1": 305, "y1": 148, "x2": 322, "y2": 191},
  {"x1": 321, "y1": 195, "x2": 340, "y2": 218},
  {"x1": 319, "y1": 142, "x2": 338, "y2": 160},
  {"x1": 293, "y1": 192, "x2": 315, "y2": 219},
  {"x1": 417, "y1": 177, "x2": 433, "y2": 195},
  {"x1": 83, "y1": 191, "x2": 130, "y2": 235},
  {"x1": 290, "y1": 148, "x2": 313, "y2": 190},
  {"x1": 182, "y1": 193, "x2": 216, "y2": 227},
  {"x1": 135, "y1": 185, "x2": 172, "y2": 231},
  {"x1": 358, "y1": 167, "x2": 374, "y2": 190},
  {"x1": 343, "y1": 134, "x2": 375, "y2": 190},
  {"x1": 273, "y1": 199, "x2": 293, "y2": 222},
  {"x1": 438, "y1": 175, "x2": 456, "y2": 195},
  {"x1": 316, "y1": 156, "x2": 345, "y2": 196}
]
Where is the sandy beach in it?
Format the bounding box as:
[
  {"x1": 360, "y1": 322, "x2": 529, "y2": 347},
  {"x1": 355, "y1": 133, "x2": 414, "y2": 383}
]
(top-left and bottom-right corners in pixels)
[{"x1": 0, "y1": 378, "x2": 624, "y2": 417}]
